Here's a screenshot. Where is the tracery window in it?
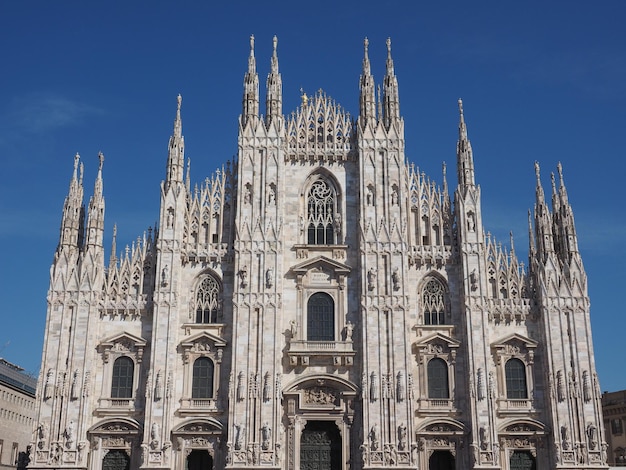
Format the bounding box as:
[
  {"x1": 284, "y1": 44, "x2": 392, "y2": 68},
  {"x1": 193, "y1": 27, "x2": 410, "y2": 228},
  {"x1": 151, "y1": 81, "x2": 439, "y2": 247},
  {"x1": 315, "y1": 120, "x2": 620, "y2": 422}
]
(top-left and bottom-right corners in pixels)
[
  {"x1": 192, "y1": 357, "x2": 215, "y2": 399},
  {"x1": 427, "y1": 358, "x2": 449, "y2": 399},
  {"x1": 505, "y1": 358, "x2": 528, "y2": 399},
  {"x1": 111, "y1": 356, "x2": 134, "y2": 399},
  {"x1": 422, "y1": 277, "x2": 447, "y2": 325},
  {"x1": 307, "y1": 293, "x2": 335, "y2": 341},
  {"x1": 307, "y1": 179, "x2": 336, "y2": 245},
  {"x1": 195, "y1": 275, "x2": 220, "y2": 323}
]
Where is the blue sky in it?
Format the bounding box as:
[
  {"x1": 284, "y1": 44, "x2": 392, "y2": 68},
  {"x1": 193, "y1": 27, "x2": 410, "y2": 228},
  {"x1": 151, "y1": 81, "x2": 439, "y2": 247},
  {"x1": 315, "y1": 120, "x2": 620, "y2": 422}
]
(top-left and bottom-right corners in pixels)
[{"x1": 1, "y1": 1, "x2": 625, "y2": 391}]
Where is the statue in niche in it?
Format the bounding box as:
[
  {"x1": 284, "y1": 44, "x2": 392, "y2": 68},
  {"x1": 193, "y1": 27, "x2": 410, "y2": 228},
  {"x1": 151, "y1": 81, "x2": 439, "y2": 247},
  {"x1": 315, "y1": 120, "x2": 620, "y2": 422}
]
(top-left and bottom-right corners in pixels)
[
  {"x1": 370, "y1": 424, "x2": 380, "y2": 450},
  {"x1": 261, "y1": 422, "x2": 271, "y2": 450},
  {"x1": 266, "y1": 267, "x2": 274, "y2": 288},
  {"x1": 65, "y1": 421, "x2": 75, "y2": 448},
  {"x1": 398, "y1": 423, "x2": 407, "y2": 450},
  {"x1": 235, "y1": 424, "x2": 244, "y2": 450},
  {"x1": 244, "y1": 184, "x2": 251, "y2": 205},
  {"x1": 479, "y1": 426, "x2": 489, "y2": 450},
  {"x1": 150, "y1": 422, "x2": 160, "y2": 449},
  {"x1": 587, "y1": 423, "x2": 598, "y2": 450},
  {"x1": 561, "y1": 425, "x2": 570, "y2": 450},
  {"x1": 392, "y1": 268, "x2": 400, "y2": 291},
  {"x1": 290, "y1": 320, "x2": 298, "y2": 339},
  {"x1": 267, "y1": 185, "x2": 275, "y2": 205},
  {"x1": 467, "y1": 212, "x2": 475, "y2": 232},
  {"x1": 334, "y1": 212, "x2": 342, "y2": 235},
  {"x1": 345, "y1": 321, "x2": 354, "y2": 341},
  {"x1": 391, "y1": 188, "x2": 398, "y2": 205},
  {"x1": 367, "y1": 186, "x2": 373, "y2": 206},
  {"x1": 161, "y1": 265, "x2": 169, "y2": 287},
  {"x1": 238, "y1": 265, "x2": 248, "y2": 288},
  {"x1": 367, "y1": 268, "x2": 376, "y2": 291}
]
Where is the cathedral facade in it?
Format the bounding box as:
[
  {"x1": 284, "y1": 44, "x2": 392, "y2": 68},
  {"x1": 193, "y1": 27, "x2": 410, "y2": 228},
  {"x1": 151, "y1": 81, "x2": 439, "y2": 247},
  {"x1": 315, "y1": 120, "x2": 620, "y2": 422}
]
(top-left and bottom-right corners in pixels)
[{"x1": 31, "y1": 37, "x2": 607, "y2": 470}]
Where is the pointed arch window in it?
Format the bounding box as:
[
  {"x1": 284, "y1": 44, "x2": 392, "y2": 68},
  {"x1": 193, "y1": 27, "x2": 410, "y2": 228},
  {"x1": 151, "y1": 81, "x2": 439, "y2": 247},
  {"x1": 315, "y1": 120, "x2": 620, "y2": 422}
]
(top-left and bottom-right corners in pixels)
[
  {"x1": 195, "y1": 275, "x2": 221, "y2": 323},
  {"x1": 192, "y1": 357, "x2": 215, "y2": 399},
  {"x1": 422, "y1": 278, "x2": 447, "y2": 325},
  {"x1": 111, "y1": 356, "x2": 134, "y2": 399},
  {"x1": 427, "y1": 358, "x2": 449, "y2": 399},
  {"x1": 307, "y1": 293, "x2": 335, "y2": 341},
  {"x1": 307, "y1": 179, "x2": 337, "y2": 245},
  {"x1": 505, "y1": 358, "x2": 528, "y2": 399}
]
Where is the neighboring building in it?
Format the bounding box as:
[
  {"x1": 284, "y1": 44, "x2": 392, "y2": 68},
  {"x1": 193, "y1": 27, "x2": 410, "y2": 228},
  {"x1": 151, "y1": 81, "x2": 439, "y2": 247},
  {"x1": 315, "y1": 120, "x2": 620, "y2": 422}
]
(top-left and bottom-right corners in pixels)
[
  {"x1": 0, "y1": 358, "x2": 37, "y2": 469},
  {"x1": 31, "y1": 37, "x2": 608, "y2": 470},
  {"x1": 603, "y1": 391, "x2": 626, "y2": 466}
]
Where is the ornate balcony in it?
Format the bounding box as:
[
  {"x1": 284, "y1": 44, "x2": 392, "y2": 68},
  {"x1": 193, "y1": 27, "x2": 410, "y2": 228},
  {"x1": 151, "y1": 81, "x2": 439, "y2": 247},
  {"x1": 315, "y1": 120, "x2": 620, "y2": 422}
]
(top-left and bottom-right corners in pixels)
[{"x1": 287, "y1": 340, "x2": 355, "y2": 366}]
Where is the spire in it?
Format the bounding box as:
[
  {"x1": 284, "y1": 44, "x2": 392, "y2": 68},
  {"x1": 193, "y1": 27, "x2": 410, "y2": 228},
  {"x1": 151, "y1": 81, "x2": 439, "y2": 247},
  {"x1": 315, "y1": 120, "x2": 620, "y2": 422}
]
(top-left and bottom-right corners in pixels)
[
  {"x1": 533, "y1": 162, "x2": 555, "y2": 260},
  {"x1": 382, "y1": 37, "x2": 400, "y2": 128},
  {"x1": 185, "y1": 158, "x2": 191, "y2": 193},
  {"x1": 456, "y1": 99, "x2": 475, "y2": 190},
  {"x1": 165, "y1": 94, "x2": 185, "y2": 191},
  {"x1": 58, "y1": 153, "x2": 85, "y2": 251},
  {"x1": 242, "y1": 34, "x2": 259, "y2": 126},
  {"x1": 109, "y1": 224, "x2": 118, "y2": 268},
  {"x1": 527, "y1": 209, "x2": 536, "y2": 259},
  {"x1": 556, "y1": 162, "x2": 580, "y2": 258},
  {"x1": 442, "y1": 162, "x2": 451, "y2": 209},
  {"x1": 85, "y1": 152, "x2": 106, "y2": 249},
  {"x1": 265, "y1": 35, "x2": 283, "y2": 126},
  {"x1": 358, "y1": 37, "x2": 376, "y2": 127}
]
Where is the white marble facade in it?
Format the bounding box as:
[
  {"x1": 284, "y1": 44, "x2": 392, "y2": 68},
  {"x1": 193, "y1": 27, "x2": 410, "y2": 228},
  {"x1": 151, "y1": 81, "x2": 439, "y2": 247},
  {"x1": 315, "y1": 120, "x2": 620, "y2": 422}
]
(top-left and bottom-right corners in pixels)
[{"x1": 31, "y1": 37, "x2": 608, "y2": 470}]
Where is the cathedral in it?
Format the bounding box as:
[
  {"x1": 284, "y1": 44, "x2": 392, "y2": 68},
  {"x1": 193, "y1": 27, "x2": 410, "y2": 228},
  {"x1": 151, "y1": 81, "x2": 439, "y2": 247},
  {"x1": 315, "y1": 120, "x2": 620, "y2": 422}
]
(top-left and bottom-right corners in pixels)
[{"x1": 31, "y1": 36, "x2": 608, "y2": 470}]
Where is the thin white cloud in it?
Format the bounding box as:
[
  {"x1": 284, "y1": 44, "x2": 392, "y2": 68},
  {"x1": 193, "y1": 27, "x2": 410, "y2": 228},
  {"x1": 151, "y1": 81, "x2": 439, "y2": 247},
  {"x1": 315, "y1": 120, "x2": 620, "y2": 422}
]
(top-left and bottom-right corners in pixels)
[{"x1": 11, "y1": 93, "x2": 104, "y2": 134}]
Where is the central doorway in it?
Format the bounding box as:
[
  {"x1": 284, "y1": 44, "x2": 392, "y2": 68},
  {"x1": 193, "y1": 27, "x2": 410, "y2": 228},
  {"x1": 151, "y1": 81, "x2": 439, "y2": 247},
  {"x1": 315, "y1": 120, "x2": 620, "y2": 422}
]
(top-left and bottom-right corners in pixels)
[
  {"x1": 510, "y1": 450, "x2": 536, "y2": 470},
  {"x1": 187, "y1": 449, "x2": 213, "y2": 470},
  {"x1": 300, "y1": 421, "x2": 341, "y2": 470},
  {"x1": 429, "y1": 450, "x2": 455, "y2": 470},
  {"x1": 102, "y1": 450, "x2": 130, "y2": 470}
]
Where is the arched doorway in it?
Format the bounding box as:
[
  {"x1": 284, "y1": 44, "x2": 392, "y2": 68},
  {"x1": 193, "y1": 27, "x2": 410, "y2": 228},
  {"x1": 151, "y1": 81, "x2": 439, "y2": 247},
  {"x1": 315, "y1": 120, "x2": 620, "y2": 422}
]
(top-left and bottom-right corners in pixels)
[
  {"x1": 429, "y1": 450, "x2": 455, "y2": 470},
  {"x1": 510, "y1": 450, "x2": 536, "y2": 470},
  {"x1": 102, "y1": 450, "x2": 130, "y2": 470},
  {"x1": 187, "y1": 449, "x2": 213, "y2": 470},
  {"x1": 300, "y1": 421, "x2": 341, "y2": 470}
]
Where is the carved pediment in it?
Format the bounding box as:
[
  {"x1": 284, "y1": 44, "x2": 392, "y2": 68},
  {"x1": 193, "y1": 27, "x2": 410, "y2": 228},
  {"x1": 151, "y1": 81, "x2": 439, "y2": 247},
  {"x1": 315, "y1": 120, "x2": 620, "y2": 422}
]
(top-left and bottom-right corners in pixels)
[
  {"x1": 291, "y1": 256, "x2": 351, "y2": 276},
  {"x1": 417, "y1": 418, "x2": 466, "y2": 434},
  {"x1": 180, "y1": 331, "x2": 226, "y2": 364},
  {"x1": 500, "y1": 419, "x2": 546, "y2": 435},
  {"x1": 290, "y1": 256, "x2": 351, "y2": 290},
  {"x1": 414, "y1": 333, "x2": 460, "y2": 352},
  {"x1": 492, "y1": 333, "x2": 538, "y2": 354},
  {"x1": 98, "y1": 332, "x2": 147, "y2": 362},
  {"x1": 173, "y1": 418, "x2": 224, "y2": 435},
  {"x1": 180, "y1": 331, "x2": 227, "y2": 350},
  {"x1": 89, "y1": 418, "x2": 141, "y2": 435}
]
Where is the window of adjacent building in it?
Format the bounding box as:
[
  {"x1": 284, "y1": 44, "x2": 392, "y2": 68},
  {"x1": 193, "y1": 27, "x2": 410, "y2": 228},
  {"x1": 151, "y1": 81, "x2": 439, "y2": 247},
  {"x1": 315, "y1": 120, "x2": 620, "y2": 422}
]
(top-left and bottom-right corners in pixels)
[
  {"x1": 307, "y1": 293, "x2": 335, "y2": 341},
  {"x1": 422, "y1": 277, "x2": 447, "y2": 325},
  {"x1": 191, "y1": 357, "x2": 215, "y2": 399},
  {"x1": 307, "y1": 179, "x2": 337, "y2": 245},
  {"x1": 427, "y1": 358, "x2": 450, "y2": 399},
  {"x1": 195, "y1": 275, "x2": 220, "y2": 323},
  {"x1": 111, "y1": 356, "x2": 134, "y2": 398},
  {"x1": 505, "y1": 358, "x2": 528, "y2": 399},
  {"x1": 612, "y1": 418, "x2": 623, "y2": 435},
  {"x1": 11, "y1": 443, "x2": 18, "y2": 466}
]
